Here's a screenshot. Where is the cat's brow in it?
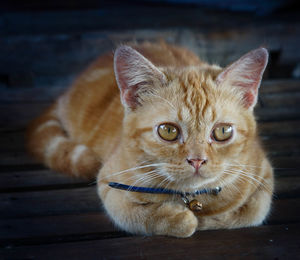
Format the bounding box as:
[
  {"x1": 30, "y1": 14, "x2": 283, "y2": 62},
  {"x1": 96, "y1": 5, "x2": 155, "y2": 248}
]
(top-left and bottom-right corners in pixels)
[{"x1": 148, "y1": 93, "x2": 176, "y2": 111}]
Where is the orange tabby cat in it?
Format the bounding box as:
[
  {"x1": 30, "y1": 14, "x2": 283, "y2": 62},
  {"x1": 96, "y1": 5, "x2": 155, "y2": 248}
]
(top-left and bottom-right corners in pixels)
[{"x1": 27, "y1": 41, "x2": 274, "y2": 237}]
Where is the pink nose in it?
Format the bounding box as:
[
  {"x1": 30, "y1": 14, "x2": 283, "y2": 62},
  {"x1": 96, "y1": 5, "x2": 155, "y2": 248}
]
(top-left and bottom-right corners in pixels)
[{"x1": 186, "y1": 158, "x2": 207, "y2": 171}]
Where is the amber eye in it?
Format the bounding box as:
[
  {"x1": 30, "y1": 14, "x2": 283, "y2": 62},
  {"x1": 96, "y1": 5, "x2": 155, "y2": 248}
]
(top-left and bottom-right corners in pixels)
[
  {"x1": 212, "y1": 124, "x2": 233, "y2": 142},
  {"x1": 157, "y1": 123, "x2": 180, "y2": 141}
]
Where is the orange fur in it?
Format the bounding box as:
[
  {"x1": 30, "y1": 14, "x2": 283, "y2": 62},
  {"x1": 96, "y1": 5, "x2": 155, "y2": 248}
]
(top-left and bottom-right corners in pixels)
[{"x1": 27, "y1": 41, "x2": 274, "y2": 237}]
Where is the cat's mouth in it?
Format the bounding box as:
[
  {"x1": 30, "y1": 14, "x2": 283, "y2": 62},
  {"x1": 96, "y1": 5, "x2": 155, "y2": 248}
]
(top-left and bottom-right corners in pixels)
[{"x1": 193, "y1": 169, "x2": 209, "y2": 178}]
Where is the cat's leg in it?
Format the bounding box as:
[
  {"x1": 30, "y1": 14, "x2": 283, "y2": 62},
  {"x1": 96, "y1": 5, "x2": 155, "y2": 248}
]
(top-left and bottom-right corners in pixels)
[
  {"x1": 197, "y1": 188, "x2": 272, "y2": 230},
  {"x1": 102, "y1": 188, "x2": 198, "y2": 237}
]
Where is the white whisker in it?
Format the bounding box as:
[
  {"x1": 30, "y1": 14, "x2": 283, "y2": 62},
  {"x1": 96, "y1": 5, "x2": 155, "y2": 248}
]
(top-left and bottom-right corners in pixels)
[
  {"x1": 224, "y1": 169, "x2": 271, "y2": 193},
  {"x1": 98, "y1": 162, "x2": 167, "y2": 182},
  {"x1": 127, "y1": 170, "x2": 160, "y2": 188},
  {"x1": 224, "y1": 162, "x2": 264, "y2": 169}
]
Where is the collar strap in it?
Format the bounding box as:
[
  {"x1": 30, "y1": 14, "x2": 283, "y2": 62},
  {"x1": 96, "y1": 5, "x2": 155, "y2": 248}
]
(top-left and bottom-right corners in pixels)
[{"x1": 108, "y1": 182, "x2": 222, "y2": 197}]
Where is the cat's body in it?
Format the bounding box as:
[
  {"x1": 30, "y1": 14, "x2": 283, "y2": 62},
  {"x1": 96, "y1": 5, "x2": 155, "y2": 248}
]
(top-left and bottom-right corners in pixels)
[{"x1": 27, "y1": 41, "x2": 273, "y2": 237}]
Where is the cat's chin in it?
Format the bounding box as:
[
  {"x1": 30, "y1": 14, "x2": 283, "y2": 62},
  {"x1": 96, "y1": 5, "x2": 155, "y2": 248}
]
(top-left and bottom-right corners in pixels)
[
  {"x1": 192, "y1": 170, "x2": 211, "y2": 179},
  {"x1": 179, "y1": 174, "x2": 219, "y2": 191}
]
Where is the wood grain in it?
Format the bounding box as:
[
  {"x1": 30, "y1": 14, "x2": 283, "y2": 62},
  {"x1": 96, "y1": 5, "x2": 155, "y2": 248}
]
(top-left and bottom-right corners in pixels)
[{"x1": 1, "y1": 223, "x2": 299, "y2": 259}]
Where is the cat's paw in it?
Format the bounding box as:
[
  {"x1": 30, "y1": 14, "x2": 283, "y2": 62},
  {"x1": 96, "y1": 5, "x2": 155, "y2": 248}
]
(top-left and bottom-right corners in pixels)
[
  {"x1": 167, "y1": 209, "x2": 198, "y2": 238},
  {"x1": 152, "y1": 203, "x2": 198, "y2": 238}
]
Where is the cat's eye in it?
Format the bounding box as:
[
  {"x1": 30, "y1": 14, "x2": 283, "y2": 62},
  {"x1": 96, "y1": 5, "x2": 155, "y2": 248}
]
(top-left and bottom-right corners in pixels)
[
  {"x1": 157, "y1": 123, "x2": 180, "y2": 141},
  {"x1": 212, "y1": 124, "x2": 233, "y2": 142}
]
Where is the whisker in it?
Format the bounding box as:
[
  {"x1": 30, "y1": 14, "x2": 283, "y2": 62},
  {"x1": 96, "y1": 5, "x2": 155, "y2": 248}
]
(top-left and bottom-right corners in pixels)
[
  {"x1": 127, "y1": 170, "x2": 160, "y2": 188},
  {"x1": 225, "y1": 162, "x2": 292, "y2": 171},
  {"x1": 98, "y1": 163, "x2": 167, "y2": 182},
  {"x1": 224, "y1": 163, "x2": 264, "y2": 169},
  {"x1": 135, "y1": 172, "x2": 162, "y2": 186},
  {"x1": 219, "y1": 176, "x2": 243, "y2": 196},
  {"x1": 224, "y1": 170, "x2": 272, "y2": 193},
  {"x1": 222, "y1": 171, "x2": 258, "y2": 190},
  {"x1": 224, "y1": 170, "x2": 262, "y2": 185},
  {"x1": 161, "y1": 176, "x2": 174, "y2": 191},
  {"x1": 229, "y1": 168, "x2": 262, "y2": 179}
]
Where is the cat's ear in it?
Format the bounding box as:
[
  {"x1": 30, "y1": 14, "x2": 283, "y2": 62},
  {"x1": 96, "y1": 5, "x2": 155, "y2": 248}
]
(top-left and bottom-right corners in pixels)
[
  {"x1": 114, "y1": 45, "x2": 166, "y2": 109},
  {"x1": 216, "y1": 48, "x2": 268, "y2": 109}
]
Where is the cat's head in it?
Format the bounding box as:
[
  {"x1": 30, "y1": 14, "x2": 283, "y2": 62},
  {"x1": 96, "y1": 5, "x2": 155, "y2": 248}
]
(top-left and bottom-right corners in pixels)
[{"x1": 114, "y1": 45, "x2": 268, "y2": 189}]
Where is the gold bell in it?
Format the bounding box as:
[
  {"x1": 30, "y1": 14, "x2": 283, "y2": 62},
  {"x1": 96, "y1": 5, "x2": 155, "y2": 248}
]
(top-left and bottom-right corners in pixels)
[{"x1": 188, "y1": 199, "x2": 203, "y2": 212}]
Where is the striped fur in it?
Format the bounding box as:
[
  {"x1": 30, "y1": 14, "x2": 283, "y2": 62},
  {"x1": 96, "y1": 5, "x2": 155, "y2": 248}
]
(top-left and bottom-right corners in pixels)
[
  {"x1": 27, "y1": 42, "x2": 274, "y2": 237},
  {"x1": 26, "y1": 104, "x2": 100, "y2": 179}
]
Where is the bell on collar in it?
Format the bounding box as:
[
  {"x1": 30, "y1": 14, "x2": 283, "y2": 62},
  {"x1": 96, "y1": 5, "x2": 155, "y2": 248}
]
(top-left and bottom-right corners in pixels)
[{"x1": 188, "y1": 199, "x2": 203, "y2": 212}]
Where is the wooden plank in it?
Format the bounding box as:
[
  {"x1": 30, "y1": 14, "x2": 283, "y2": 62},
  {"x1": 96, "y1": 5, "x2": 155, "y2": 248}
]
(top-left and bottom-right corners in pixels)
[
  {"x1": 1, "y1": 11, "x2": 299, "y2": 68},
  {"x1": 262, "y1": 137, "x2": 300, "y2": 157},
  {"x1": 0, "y1": 151, "x2": 38, "y2": 167},
  {"x1": 0, "y1": 196, "x2": 299, "y2": 244},
  {"x1": 0, "y1": 86, "x2": 67, "y2": 102},
  {"x1": 0, "y1": 187, "x2": 100, "y2": 219},
  {"x1": 0, "y1": 21, "x2": 299, "y2": 84},
  {"x1": 0, "y1": 129, "x2": 24, "y2": 153},
  {"x1": 254, "y1": 107, "x2": 300, "y2": 122},
  {"x1": 1, "y1": 223, "x2": 299, "y2": 260},
  {"x1": 260, "y1": 92, "x2": 300, "y2": 108},
  {"x1": 0, "y1": 213, "x2": 118, "y2": 241},
  {"x1": 272, "y1": 156, "x2": 300, "y2": 169},
  {"x1": 259, "y1": 120, "x2": 300, "y2": 137},
  {"x1": 260, "y1": 80, "x2": 300, "y2": 94},
  {"x1": 2, "y1": 1, "x2": 288, "y2": 13},
  {"x1": 274, "y1": 177, "x2": 300, "y2": 199},
  {"x1": 0, "y1": 31, "x2": 110, "y2": 77},
  {"x1": 270, "y1": 198, "x2": 300, "y2": 224},
  {"x1": 0, "y1": 169, "x2": 91, "y2": 192},
  {"x1": 0, "y1": 103, "x2": 51, "y2": 128}
]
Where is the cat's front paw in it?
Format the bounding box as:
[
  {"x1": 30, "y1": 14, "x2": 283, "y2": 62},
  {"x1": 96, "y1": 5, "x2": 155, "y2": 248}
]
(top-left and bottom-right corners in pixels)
[
  {"x1": 167, "y1": 209, "x2": 198, "y2": 238},
  {"x1": 151, "y1": 204, "x2": 198, "y2": 238}
]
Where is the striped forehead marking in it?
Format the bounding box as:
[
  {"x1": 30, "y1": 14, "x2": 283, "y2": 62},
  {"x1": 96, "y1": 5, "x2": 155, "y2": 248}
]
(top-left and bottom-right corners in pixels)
[{"x1": 178, "y1": 71, "x2": 216, "y2": 130}]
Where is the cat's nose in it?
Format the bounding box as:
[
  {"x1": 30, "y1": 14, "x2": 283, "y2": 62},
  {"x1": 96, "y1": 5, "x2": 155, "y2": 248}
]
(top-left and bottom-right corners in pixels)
[{"x1": 186, "y1": 158, "x2": 207, "y2": 171}]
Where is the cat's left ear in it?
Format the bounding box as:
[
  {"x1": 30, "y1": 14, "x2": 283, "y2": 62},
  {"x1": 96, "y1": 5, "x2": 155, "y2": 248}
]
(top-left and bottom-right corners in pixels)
[
  {"x1": 114, "y1": 45, "x2": 166, "y2": 110},
  {"x1": 216, "y1": 48, "x2": 268, "y2": 109}
]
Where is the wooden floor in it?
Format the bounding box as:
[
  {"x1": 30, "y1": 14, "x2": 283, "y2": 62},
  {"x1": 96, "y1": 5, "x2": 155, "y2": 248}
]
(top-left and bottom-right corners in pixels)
[
  {"x1": 1, "y1": 78, "x2": 300, "y2": 260},
  {"x1": 1, "y1": 8, "x2": 300, "y2": 259}
]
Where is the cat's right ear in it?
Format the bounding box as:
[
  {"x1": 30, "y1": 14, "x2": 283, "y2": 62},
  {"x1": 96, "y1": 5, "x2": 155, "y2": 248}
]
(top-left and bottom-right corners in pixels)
[{"x1": 114, "y1": 45, "x2": 166, "y2": 110}]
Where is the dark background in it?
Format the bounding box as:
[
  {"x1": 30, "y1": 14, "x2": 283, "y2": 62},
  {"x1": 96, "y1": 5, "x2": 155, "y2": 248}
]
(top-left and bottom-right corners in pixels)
[{"x1": 1, "y1": 0, "x2": 300, "y2": 89}]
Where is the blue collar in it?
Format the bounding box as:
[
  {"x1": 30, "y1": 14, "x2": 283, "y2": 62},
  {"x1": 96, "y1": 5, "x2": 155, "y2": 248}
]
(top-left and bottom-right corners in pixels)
[
  {"x1": 108, "y1": 182, "x2": 221, "y2": 196},
  {"x1": 108, "y1": 182, "x2": 222, "y2": 212}
]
